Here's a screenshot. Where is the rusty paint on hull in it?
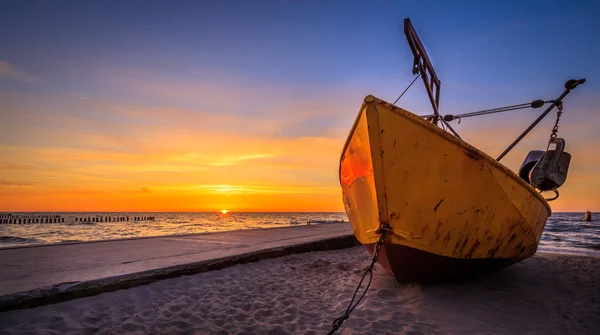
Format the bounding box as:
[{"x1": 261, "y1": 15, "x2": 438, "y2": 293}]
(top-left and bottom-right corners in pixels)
[{"x1": 339, "y1": 95, "x2": 551, "y2": 283}]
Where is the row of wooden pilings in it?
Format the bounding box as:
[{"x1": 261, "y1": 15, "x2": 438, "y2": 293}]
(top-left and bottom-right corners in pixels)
[
  {"x1": 75, "y1": 216, "x2": 155, "y2": 223},
  {"x1": 1, "y1": 214, "x2": 65, "y2": 224},
  {"x1": 0, "y1": 214, "x2": 62, "y2": 219},
  {"x1": 0, "y1": 214, "x2": 155, "y2": 224}
]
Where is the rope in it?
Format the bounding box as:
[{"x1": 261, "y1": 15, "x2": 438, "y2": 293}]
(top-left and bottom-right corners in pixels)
[
  {"x1": 441, "y1": 100, "x2": 548, "y2": 121},
  {"x1": 439, "y1": 118, "x2": 447, "y2": 131},
  {"x1": 454, "y1": 103, "x2": 532, "y2": 118},
  {"x1": 440, "y1": 117, "x2": 462, "y2": 139},
  {"x1": 394, "y1": 74, "x2": 421, "y2": 105},
  {"x1": 327, "y1": 228, "x2": 388, "y2": 335}
]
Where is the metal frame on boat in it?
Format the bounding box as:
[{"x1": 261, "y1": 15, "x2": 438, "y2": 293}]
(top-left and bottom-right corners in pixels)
[
  {"x1": 329, "y1": 17, "x2": 586, "y2": 334},
  {"x1": 338, "y1": 17, "x2": 586, "y2": 284}
]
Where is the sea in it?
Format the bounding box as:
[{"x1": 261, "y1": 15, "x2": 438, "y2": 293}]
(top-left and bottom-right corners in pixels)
[{"x1": 0, "y1": 212, "x2": 598, "y2": 256}]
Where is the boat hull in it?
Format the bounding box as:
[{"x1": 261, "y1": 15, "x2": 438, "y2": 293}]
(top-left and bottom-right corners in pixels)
[
  {"x1": 339, "y1": 95, "x2": 551, "y2": 283},
  {"x1": 364, "y1": 242, "x2": 524, "y2": 283}
]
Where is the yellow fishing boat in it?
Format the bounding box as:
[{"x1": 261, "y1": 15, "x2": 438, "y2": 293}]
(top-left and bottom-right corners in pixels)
[{"x1": 338, "y1": 18, "x2": 586, "y2": 283}]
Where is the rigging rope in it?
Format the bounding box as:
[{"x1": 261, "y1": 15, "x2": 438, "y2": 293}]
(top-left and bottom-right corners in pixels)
[
  {"x1": 440, "y1": 117, "x2": 462, "y2": 139},
  {"x1": 390, "y1": 73, "x2": 463, "y2": 138},
  {"x1": 439, "y1": 100, "x2": 548, "y2": 122},
  {"x1": 394, "y1": 74, "x2": 421, "y2": 105}
]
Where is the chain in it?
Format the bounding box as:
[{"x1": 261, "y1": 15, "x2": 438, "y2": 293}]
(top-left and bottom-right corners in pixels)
[
  {"x1": 371, "y1": 233, "x2": 385, "y2": 262},
  {"x1": 549, "y1": 101, "x2": 563, "y2": 140},
  {"x1": 327, "y1": 225, "x2": 389, "y2": 335},
  {"x1": 540, "y1": 101, "x2": 564, "y2": 201}
]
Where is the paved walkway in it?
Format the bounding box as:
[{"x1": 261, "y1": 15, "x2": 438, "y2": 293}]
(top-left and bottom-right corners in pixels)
[{"x1": 0, "y1": 223, "x2": 356, "y2": 311}]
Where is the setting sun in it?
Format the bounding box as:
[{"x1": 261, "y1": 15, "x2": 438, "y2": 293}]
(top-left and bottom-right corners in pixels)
[{"x1": 221, "y1": 210, "x2": 229, "y2": 214}]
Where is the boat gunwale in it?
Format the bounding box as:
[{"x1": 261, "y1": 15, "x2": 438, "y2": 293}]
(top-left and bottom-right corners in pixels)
[{"x1": 338, "y1": 95, "x2": 551, "y2": 216}]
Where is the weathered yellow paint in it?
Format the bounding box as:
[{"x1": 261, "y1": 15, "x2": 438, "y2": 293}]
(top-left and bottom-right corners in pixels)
[
  {"x1": 340, "y1": 95, "x2": 551, "y2": 260},
  {"x1": 339, "y1": 104, "x2": 380, "y2": 243}
]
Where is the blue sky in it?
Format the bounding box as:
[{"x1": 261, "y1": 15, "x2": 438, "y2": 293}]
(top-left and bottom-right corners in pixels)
[
  {"x1": 2, "y1": 0, "x2": 598, "y2": 106},
  {"x1": 1, "y1": 0, "x2": 599, "y2": 211}
]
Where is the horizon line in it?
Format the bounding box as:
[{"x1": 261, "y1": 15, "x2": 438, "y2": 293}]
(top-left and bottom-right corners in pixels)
[{"x1": 0, "y1": 210, "x2": 595, "y2": 214}]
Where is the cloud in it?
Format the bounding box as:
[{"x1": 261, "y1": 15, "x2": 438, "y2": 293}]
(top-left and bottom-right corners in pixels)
[
  {"x1": 122, "y1": 187, "x2": 151, "y2": 194},
  {"x1": 0, "y1": 162, "x2": 36, "y2": 170},
  {"x1": 187, "y1": 183, "x2": 339, "y2": 195},
  {"x1": 273, "y1": 115, "x2": 339, "y2": 138},
  {"x1": 0, "y1": 179, "x2": 37, "y2": 186},
  {"x1": 210, "y1": 154, "x2": 275, "y2": 166},
  {"x1": 2, "y1": 63, "x2": 596, "y2": 211},
  {"x1": 89, "y1": 66, "x2": 367, "y2": 124},
  {"x1": 0, "y1": 61, "x2": 40, "y2": 83}
]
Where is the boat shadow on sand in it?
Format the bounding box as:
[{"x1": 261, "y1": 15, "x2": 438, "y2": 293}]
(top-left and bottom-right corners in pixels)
[{"x1": 359, "y1": 252, "x2": 599, "y2": 334}]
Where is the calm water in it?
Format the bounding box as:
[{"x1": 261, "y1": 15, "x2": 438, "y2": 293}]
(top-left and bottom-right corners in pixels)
[{"x1": 0, "y1": 212, "x2": 598, "y2": 256}]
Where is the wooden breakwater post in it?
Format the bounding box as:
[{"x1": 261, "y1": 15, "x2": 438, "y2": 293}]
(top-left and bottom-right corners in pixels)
[
  {"x1": 131, "y1": 216, "x2": 155, "y2": 222},
  {"x1": 0, "y1": 214, "x2": 65, "y2": 224},
  {"x1": 73, "y1": 215, "x2": 155, "y2": 223},
  {"x1": 584, "y1": 211, "x2": 592, "y2": 222}
]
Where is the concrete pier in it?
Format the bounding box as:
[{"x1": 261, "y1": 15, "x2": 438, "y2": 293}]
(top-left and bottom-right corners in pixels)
[{"x1": 0, "y1": 223, "x2": 355, "y2": 312}]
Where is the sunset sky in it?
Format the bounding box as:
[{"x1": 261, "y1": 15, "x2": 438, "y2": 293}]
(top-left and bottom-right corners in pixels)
[{"x1": 1, "y1": 0, "x2": 598, "y2": 212}]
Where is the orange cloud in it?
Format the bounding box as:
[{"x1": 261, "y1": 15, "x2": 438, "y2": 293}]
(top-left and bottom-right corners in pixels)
[{"x1": 1, "y1": 69, "x2": 598, "y2": 212}]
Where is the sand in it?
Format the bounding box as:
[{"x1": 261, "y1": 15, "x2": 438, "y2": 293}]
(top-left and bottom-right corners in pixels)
[{"x1": 0, "y1": 247, "x2": 598, "y2": 335}]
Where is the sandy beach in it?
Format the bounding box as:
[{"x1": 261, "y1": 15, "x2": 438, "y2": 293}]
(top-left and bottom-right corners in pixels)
[{"x1": 0, "y1": 246, "x2": 598, "y2": 335}]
